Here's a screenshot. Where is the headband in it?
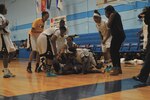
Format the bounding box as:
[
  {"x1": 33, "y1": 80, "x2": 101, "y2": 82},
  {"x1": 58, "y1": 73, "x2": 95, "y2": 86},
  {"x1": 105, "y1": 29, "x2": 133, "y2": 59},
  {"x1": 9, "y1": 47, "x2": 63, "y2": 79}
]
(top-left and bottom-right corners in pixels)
[{"x1": 93, "y1": 13, "x2": 101, "y2": 17}]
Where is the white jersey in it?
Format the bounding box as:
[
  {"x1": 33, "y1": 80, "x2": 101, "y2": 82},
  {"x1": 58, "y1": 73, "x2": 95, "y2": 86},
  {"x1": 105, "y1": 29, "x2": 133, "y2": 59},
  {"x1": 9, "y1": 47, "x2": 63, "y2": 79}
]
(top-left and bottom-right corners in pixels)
[
  {"x1": 0, "y1": 14, "x2": 11, "y2": 34},
  {"x1": 0, "y1": 14, "x2": 16, "y2": 53},
  {"x1": 37, "y1": 27, "x2": 67, "y2": 55},
  {"x1": 142, "y1": 18, "x2": 148, "y2": 49},
  {"x1": 41, "y1": 27, "x2": 58, "y2": 35},
  {"x1": 96, "y1": 19, "x2": 110, "y2": 40},
  {"x1": 96, "y1": 19, "x2": 112, "y2": 52},
  {"x1": 56, "y1": 35, "x2": 68, "y2": 53},
  {"x1": 75, "y1": 48, "x2": 97, "y2": 66},
  {"x1": 44, "y1": 28, "x2": 68, "y2": 53}
]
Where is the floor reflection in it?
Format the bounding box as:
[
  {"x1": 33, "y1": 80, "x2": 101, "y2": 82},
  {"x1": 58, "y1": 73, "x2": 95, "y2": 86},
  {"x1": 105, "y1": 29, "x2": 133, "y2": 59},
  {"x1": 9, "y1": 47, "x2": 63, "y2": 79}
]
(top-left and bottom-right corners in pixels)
[{"x1": 0, "y1": 78, "x2": 149, "y2": 100}]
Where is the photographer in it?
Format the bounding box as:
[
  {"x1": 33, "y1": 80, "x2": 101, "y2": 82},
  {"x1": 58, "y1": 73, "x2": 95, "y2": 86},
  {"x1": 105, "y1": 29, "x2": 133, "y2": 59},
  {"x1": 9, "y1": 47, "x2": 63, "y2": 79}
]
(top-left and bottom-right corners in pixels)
[
  {"x1": 138, "y1": 7, "x2": 148, "y2": 50},
  {"x1": 133, "y1": 7, "x2": 150, "y2": 83}
]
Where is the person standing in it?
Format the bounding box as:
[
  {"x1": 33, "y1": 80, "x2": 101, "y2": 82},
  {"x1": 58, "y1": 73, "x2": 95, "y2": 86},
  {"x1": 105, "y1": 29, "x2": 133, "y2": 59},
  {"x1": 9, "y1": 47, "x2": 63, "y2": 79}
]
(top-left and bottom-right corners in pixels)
[
  {"x1": 27, "y1": 11, "x2": 49, "y2": 73},
  {"x1": 0, "y1": 4, "x2": 16, "y2": 78},
  {"x1": 138, "y1": 7, "x2": 148, "y2": 50},
  {"x1": 93, "y1": 10, "x2": 112, "y2": 70},
  {"x1": 37, "y1": 26, "x2": 67, "y2": 76},
  {"x1": 133, "y1": 7, "x2": 150, "y2": 83},
  {"x1": 104, "y1": 5, "x2": 126, "y2": 75}
]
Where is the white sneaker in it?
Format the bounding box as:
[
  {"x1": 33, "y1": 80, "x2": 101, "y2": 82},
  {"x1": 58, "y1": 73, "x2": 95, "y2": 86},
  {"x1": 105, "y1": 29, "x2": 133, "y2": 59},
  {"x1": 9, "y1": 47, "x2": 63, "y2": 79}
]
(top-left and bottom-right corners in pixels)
[{"x1": 3, "y1": 69, "x2": 15, "y2": 78}]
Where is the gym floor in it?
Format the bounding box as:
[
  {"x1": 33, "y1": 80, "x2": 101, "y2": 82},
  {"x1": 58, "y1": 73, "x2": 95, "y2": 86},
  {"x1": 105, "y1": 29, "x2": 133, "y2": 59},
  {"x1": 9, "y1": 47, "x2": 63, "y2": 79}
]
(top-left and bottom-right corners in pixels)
[{"x1": 0, "y1": 60, "x2": 149, "y2": 100}]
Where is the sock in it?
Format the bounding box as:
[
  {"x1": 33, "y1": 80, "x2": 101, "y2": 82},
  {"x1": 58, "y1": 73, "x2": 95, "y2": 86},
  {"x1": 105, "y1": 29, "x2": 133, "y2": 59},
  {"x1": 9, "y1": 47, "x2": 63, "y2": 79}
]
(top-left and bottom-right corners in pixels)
[
  {"x1": 4, "y1": 68, "x2": 9, "y2": 75},
  {"x1": 28, "y1": 62, "x2": 31, "y2": 67},
  {"x1": 36, "y1": 63, "x2": 39, "y2": 67},
  {"x1": 107, "y1": 62, "x2": 112, "y2": 67}
]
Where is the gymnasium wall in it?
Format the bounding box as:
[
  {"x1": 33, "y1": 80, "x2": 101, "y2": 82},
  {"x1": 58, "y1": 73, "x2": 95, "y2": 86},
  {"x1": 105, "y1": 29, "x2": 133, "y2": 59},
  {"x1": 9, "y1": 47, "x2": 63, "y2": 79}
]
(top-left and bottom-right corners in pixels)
[{"x1": 1, "y1": 0, "x2": 150, "y2": 41}]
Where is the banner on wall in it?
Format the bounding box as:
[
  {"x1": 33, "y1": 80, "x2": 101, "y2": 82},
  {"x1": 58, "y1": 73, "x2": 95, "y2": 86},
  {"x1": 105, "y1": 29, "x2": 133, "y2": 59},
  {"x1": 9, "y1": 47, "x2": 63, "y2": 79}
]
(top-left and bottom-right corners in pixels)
[
  {"x1": 41, "y1": 0, "x2": 46, "y2": 12},
  {"x1": 47, "y1": 0, "x2": 51, "y2": 10},
  {"x1": 56, "y1": 0, "x2": 63, "y2": 10},
  {"x1": 50, "y1": 15, "x2": 66, "y2": 28},
  {"x1": 96, "y1": 0, "x2": 117, "y2": 7},
  {"x1": 36, "y1": 0, "x2": 41, "y2": 13}
]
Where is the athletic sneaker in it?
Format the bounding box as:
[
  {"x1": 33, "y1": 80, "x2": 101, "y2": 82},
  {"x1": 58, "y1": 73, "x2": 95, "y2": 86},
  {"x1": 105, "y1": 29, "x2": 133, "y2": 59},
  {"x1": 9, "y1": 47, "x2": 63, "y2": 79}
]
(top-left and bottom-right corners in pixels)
[
  {"x1": 27, "y1": 63, "x2": 32, "y2": 73},
  {"x1": 46, "y1": 65, "x2": 57, "y2": 77},
  {"x1": 3, "y1": 69, "x2": 15, "y2": 78},
  {"x1": 104, "y1": 65, "x2": 113, "y2": 73},
  {"x1": 46, "y1": 72, "x2": 57, "y2": 77}
]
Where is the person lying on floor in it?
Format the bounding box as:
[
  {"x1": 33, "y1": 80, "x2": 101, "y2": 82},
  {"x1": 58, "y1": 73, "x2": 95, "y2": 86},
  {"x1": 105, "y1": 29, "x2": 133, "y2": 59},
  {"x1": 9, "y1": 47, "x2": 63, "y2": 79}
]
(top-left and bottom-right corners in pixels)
[{"x1": 53, "y1": 36, "x2": 101, "y2": 74}]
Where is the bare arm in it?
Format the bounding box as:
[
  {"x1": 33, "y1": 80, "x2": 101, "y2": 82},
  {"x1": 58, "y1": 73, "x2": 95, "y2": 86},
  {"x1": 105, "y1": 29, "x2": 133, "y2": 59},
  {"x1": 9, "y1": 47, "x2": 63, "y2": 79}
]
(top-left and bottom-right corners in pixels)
[
  {"x1": 103, "y1": 29, "x2": 111, "y2": 44},
  {"x1": 56, "y1": 44, "x2": 67, "y2": 59},
  {"x1": 98, "y1": 31, "x2": 103, "y2": 40},
  {"x1": 51, "y1": 35, "x2": 57, "y2": 56},
  {"x1": 31, "y1": 19, "x2": 44, "y2": 34},
  {"x1": 60, "y1": 45, "x2": 67, "y2": 54},
  {"x1": 31, "y1": 27, "x2": 43, "y2": 33}
]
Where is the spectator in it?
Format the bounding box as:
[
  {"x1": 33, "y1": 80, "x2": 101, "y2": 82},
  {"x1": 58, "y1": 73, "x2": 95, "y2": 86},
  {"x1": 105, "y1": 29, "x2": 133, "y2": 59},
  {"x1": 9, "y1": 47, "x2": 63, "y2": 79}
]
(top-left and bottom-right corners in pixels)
[{"x1": 133, "y1": 7, "x2": 150, "y2": 83}]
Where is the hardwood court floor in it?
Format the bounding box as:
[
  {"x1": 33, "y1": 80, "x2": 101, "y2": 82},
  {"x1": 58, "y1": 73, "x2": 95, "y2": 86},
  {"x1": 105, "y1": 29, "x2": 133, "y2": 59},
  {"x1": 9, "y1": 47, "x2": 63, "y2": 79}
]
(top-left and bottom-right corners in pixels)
[{"x1": 0, "y1": 59, "x2": 149, "y2": 100}]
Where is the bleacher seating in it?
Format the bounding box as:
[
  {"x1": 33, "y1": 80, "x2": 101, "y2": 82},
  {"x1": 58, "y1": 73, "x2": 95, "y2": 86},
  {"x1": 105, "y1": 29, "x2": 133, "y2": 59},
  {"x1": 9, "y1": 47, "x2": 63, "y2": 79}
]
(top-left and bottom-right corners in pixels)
[
  {"x1": 74, "y1": 32, "x2": 101, "y2": 45},
  {"x1": 74, "y1": 28, "x2": 142, "y2": 54},
  {"x1": 18, "y1": 48, "x2": 31, "y2": 58},
  {"x1": 10, "y1": 28, "x2": 142, "y2": 59},
  {"x1": 120, "y1": 43, "x2": 131, "y2": 53}
]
